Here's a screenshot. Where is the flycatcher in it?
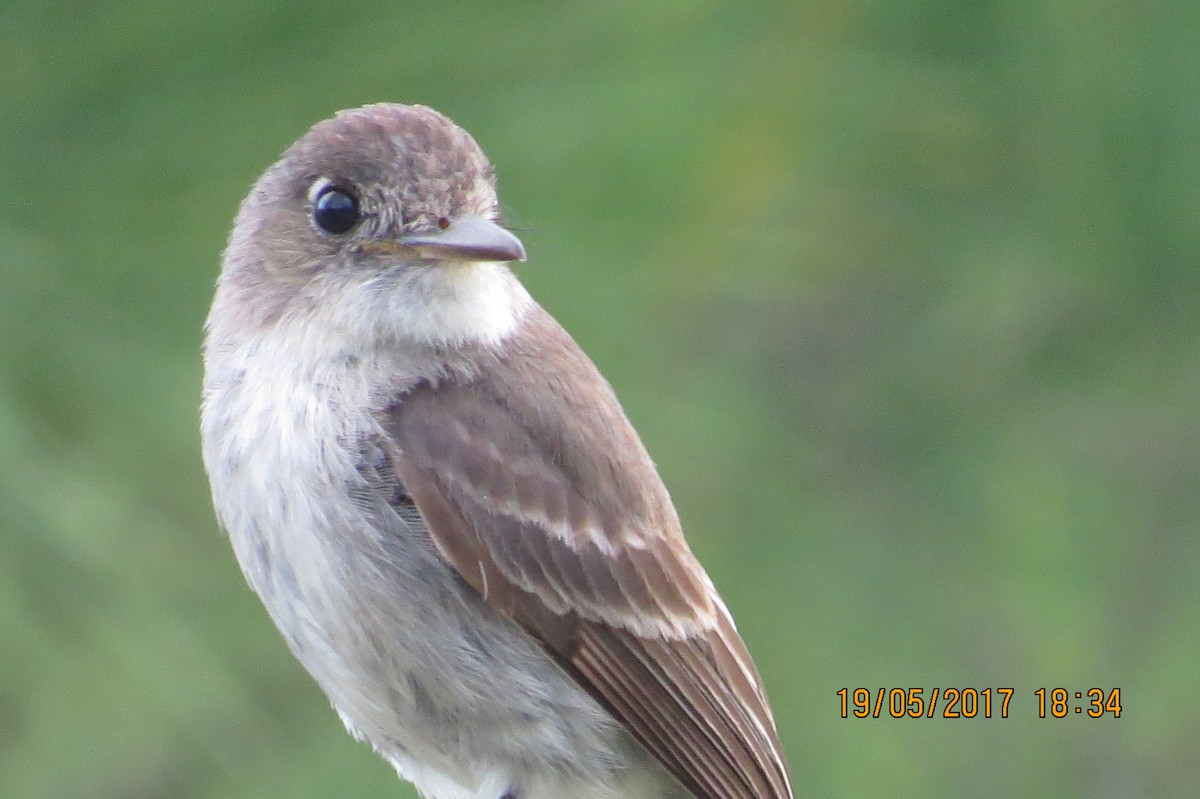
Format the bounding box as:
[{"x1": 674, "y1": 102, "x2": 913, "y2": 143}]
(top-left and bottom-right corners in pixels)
[{"x1": 201, "y1": 103, "x2": 793, "y2": 799}]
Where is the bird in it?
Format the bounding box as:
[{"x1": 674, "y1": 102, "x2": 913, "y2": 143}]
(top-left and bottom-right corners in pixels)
[{"x1": 200, "y1": 103, "x2": 793, "y2": 799}]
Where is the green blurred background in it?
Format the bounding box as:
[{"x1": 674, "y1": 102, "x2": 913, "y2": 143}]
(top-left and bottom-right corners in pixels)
[{"x1": 2, "y1": 1, "x2": 1197, "y2": 797}]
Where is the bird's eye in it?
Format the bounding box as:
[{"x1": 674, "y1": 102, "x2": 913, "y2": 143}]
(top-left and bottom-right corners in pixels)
[{"x1": 312, "y1": 185, "x2": 360, "y2": 235}]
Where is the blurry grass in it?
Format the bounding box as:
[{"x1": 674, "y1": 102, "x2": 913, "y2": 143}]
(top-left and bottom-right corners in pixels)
[{"x1": 2, "y1": 1, "x2": 1198, "y2": 797}]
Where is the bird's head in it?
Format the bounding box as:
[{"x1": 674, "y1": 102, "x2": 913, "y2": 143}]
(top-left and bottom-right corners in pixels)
[{"x1": 211, "y1": 104, "x2": 528, "y2": 348}]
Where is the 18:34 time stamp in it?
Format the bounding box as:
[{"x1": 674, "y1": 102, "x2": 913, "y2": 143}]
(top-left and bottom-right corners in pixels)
[{"x1": 836, "y1": 687, "x2": 1122, "y2": 719}]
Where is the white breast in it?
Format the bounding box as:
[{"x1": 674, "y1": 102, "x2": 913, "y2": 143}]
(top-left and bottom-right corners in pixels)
[
  {"x1": 201, "y1": 317, "x2": 373, "y2": 615},
  {"x1": 201, "y1": 259, "x2": 533, "y2": 604}
]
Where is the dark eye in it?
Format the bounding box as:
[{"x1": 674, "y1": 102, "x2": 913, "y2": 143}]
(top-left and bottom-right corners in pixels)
[{"x1": 312, "y1": 185, "x2": 360, "y2": 235}]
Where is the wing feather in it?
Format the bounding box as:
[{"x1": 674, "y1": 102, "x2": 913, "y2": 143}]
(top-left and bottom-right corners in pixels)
[{"x1": 385, "y1": 308, "x2": 793, "y2": 799}]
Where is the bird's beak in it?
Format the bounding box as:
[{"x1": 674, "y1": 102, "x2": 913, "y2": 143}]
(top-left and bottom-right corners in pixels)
[{"x1": 365, "y1": 215, "x2": 526, "y2": 263}]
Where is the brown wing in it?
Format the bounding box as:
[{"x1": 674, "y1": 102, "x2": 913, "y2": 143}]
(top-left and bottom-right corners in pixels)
[{"x1": 385, "y1": 309, "x2": 793, "y2": 799}]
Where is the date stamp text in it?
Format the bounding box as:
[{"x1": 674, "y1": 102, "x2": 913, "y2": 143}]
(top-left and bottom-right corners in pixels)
[{"x1": 836, "y1": 688, "x2": 1121, "y2": 719}]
